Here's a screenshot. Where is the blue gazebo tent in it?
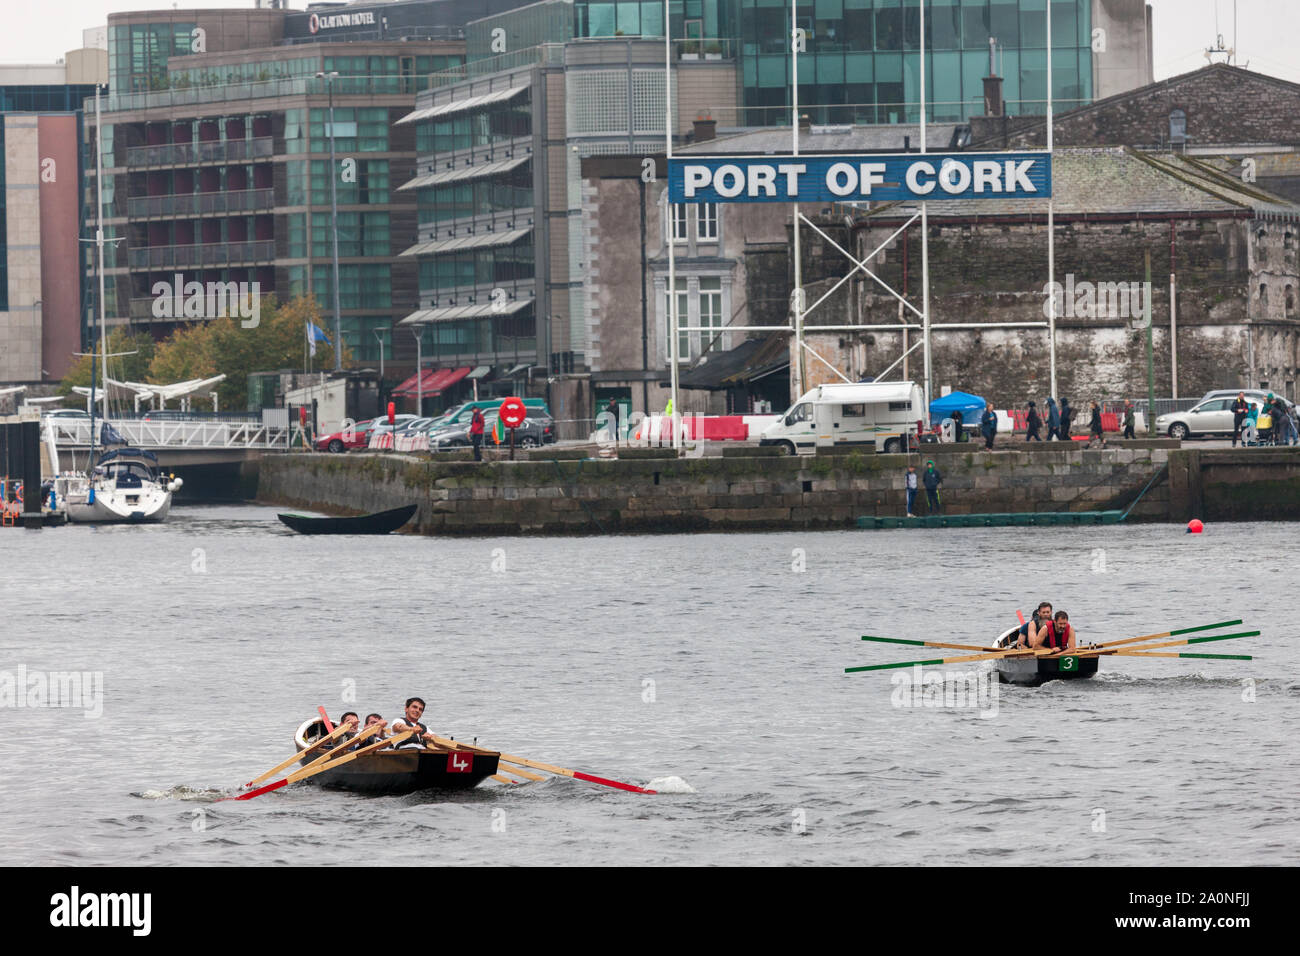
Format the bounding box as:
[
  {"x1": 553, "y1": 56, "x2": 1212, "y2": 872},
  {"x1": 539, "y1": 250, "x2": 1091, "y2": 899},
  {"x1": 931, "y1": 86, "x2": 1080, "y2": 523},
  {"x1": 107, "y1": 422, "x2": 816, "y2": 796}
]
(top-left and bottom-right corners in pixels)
[{"x1": 929, "y1": 391, "x2": 986, "y2": 431}]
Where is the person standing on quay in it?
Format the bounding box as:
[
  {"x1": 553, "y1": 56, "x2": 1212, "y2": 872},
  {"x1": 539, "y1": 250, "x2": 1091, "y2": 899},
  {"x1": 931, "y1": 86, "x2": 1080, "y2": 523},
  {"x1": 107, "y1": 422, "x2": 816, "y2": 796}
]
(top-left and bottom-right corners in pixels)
[
  {"x1": 605, "y1": 397, "x2": 620, "y2": 446},
  {"x1": 469, "y1": 406, "x2": 486, "y2": 461},
  {"x1": 1122, "y1": 401, "x2": 1136, "y2": 440},
  {"x1": 922, "y1": 460, "x2": 943, "y2": 514},
  {"x1": 980, "y1": 403, "x2": 998, "y2": 450},
  {"x1": 1059, "y1": 398, "x2": 1073, "y2": 441},
  {"x1": 1231, "y1": 392, "x2": 1249, "y2": 447},
  {"x1": 1025, "y1": 401, "x2": 1042, "y2": 441},
  {"x1": 905, "y1": 463, "x2": 918, "y2": 517},
  {"x1": 1087, "y1": 400, "x2": 1107, "y2": 448},
  {"x1": 1046, "y1": 397, "x2": 1061, "y2": 440}
]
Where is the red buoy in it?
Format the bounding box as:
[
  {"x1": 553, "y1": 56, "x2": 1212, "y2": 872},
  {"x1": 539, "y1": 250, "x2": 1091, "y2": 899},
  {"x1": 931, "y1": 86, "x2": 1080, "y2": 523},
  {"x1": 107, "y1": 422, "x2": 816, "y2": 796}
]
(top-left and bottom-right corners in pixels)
[{"x1": 1187, "y1": 518, "x2": 1204, "y2": 534}]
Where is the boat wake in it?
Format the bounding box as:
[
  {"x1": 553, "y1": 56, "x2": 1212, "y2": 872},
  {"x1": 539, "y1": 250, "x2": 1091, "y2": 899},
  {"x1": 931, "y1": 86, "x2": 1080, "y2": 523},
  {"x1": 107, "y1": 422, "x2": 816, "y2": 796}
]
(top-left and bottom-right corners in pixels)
[
  {"x1": 133, "y1": 786, "x2": 227, "y2": 802},
  {"x1": 645, "y1": 776, "x2": 695, "y2": 794}
]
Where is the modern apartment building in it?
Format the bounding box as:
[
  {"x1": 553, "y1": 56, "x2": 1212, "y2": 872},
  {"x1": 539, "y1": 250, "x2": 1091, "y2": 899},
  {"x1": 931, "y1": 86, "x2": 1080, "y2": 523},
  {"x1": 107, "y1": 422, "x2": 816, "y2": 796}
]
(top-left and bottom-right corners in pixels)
[
  {"x1": 87, "y1": 2, "x2": 531, "y2": 367},
  {"x1": 0, "y1": 46, "x2": 107, "y2": 385}
]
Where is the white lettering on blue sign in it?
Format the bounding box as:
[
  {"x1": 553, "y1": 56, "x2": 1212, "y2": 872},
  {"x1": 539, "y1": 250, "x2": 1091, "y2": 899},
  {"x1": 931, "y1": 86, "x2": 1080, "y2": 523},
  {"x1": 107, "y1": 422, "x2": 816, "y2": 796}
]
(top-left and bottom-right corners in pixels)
[{"x1": 668, "y1": 152, "x2": 1051, "y2": 203}]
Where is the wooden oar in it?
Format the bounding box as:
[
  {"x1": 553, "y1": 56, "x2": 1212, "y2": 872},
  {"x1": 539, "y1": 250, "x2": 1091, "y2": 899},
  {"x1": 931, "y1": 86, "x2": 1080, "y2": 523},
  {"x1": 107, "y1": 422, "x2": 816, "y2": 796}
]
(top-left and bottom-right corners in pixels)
[
  {"x1": 231, "y1": 730, "x2": 413, "y2": 801},
  {"x1": 245, "y1": 722, "x2": 352, "y2": 788},
  {"x1": 497, "y1": 759, "x2": 546, "y2": 782},
  {"x1": 861, "y1": 635, "x2": 996, "y2": 653},
  {"x1": 1086, "y1": 619, "x2": 1243, "y2": 651},
  {"x1": 1110, "y1": 650, "x2": 1252, "y2": 660},
  {"x1": 1072, "y1": 630, "x2": 1259, "y2": 658},
  {"x1": 426, "y1": 734, "x2": 654, "y2": 794},
  {"x1": 292, "y1": 723, "x2": 386, "y2": 776}
]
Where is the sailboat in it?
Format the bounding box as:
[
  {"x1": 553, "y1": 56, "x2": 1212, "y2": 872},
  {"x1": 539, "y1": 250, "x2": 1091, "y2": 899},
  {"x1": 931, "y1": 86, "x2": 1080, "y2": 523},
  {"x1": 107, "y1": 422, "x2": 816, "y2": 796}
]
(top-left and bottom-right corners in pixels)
[{"x1": 54, "y1": 88, "x2": 178, "y2": 524}]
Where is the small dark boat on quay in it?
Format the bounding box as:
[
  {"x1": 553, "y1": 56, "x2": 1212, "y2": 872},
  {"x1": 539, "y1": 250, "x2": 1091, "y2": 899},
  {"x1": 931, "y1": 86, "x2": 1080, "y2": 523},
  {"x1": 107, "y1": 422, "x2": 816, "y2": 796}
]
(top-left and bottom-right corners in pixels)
[
  {"x1": 293, "y1": 718, "x2": 499, "y2": 795},
  {"x1": 277, "y1": 504, "x2": 417, "y2": 535}
]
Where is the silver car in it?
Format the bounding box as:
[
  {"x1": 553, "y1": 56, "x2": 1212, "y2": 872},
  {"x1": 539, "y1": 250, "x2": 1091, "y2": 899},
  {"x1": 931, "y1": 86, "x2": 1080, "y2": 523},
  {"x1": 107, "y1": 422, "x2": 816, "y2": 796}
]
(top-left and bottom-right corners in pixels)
[{"x1": 1157, "y1": 393, "x2": 1295, "y2": 439}]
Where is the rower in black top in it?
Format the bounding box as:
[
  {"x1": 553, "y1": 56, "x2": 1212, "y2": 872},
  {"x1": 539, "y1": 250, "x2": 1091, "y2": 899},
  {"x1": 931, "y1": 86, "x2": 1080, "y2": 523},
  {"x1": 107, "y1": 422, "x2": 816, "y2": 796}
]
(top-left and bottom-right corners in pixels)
[{"x1": 390, "y1": 697, "x2": 436, "y2": 747}]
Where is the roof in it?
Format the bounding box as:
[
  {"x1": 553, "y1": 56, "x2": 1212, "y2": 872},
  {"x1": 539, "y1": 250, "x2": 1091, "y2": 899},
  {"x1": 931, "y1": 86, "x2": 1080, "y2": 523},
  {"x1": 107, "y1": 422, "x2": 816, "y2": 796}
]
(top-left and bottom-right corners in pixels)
[
  {"x1": 860, "y1": 147, "x2": 1300, "y2": 220},
  {"x1": 396, "y1": 84, "x2": 529, "y2": 125},
  {"x1": 678, "y1": 123, "x2": 967, "y2": 156},
  {"x1": 398, "y1": 298, "x2": 533, "y2": 325},
  {"x1": 398, "y1": 155, "x2": 529, "y2": 192},
  {"x1": 399, "y1": 227, "x2": 532, "y2": 257},
  {"x1": 672, "y1": 334, "x2": 790, "y2": 390},
  {"x1": 810, "y1": 381, "x2": 917, "y2": 404}
]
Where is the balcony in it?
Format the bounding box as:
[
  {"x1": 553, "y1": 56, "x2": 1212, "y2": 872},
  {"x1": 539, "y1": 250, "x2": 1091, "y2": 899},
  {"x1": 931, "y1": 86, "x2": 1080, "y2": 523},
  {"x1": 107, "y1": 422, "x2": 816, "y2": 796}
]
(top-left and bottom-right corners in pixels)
[
  {"x1": 126, "y1": 137, "x2": 274, "y2": 168},
  {"x1": 127, "y1": 188, "x2": 274, "y2": 219},
  {"x1": 127, "y1": 240, "x2": 275, "y2": 270}
]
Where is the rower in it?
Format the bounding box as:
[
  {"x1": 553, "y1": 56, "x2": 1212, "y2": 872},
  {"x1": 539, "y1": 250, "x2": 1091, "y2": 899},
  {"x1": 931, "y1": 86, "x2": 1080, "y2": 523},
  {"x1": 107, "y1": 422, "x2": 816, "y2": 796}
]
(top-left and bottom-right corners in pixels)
[
  {"x1": 1015, "y1": 602, "x2": 1053, "y2": 648},
  {"x1": 1034, "y1": 611, "x2": 1076, "y2": 652},
  {"x1": 390, "y1": 697, "x2": 437, "y2": 747}
]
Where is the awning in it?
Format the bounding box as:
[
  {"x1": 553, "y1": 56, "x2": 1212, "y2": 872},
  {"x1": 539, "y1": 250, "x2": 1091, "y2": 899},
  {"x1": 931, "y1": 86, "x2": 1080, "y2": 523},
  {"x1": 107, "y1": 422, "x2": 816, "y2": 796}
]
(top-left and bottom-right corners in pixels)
[
  {"x1": 398, "y1": 155, "x2": 529, "y2": 192},
  {"x1": 398, "y1": 298, "x2": 533, "y2": 325},
  {"x1": 466, "y1": 366, "x2": 492, "y2": 379},
  {"x1": 395, "y1": 85, "x2": 530, "y2": 125},
  {"x1": 506, "y1": 363, "x2": 530, "y2": 376},
  {"x1": 391, "y1": 366, "x2": 472, "y2": 398},
  {"x1": 399, "y1": 227, "x2": 532, "y2": 257}
]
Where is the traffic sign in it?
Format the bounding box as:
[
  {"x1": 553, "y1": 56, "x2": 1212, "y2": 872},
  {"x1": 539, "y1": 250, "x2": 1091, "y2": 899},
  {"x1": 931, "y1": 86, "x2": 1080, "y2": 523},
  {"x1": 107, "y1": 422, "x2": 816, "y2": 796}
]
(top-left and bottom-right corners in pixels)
[{"x1": 498, "y1": 397, "x2": 527, "y2": 428}]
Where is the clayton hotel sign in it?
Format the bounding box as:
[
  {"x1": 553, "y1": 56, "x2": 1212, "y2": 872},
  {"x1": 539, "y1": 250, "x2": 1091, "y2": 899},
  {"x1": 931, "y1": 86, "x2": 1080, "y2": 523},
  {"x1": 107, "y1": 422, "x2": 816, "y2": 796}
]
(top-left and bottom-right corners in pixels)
[{"x1": 667, "y1": 152, "x2": 1051, "y2": 203}]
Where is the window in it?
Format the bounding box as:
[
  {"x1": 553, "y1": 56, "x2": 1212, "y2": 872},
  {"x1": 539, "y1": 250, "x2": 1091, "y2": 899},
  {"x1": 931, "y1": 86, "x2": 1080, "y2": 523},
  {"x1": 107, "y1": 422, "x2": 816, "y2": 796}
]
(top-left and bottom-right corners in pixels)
[
  {"x1": 842, "y1": 403, "x2": 867, "y2": 418},
  {"x1": 698, "y1": 277, "x2": 723, "y2": 348},
  {"x1": 697, "y1": 202, "x2": 719, "y2": 241},
  {"x1": 785, "y1": 403, "x2": 812, "y2": 425},
  {"x1": 888, "y1": 400, "x2": 912, "y2": 411},
  {"x1": 1169, "y1": 109, "x2": 1186, "y2": 144},
  {"x1": 665, "y1": 282, "x2": 690, "y2": 359},
  {"x1": 670, "y1": 203, "x2": 688, "y2": 243}
]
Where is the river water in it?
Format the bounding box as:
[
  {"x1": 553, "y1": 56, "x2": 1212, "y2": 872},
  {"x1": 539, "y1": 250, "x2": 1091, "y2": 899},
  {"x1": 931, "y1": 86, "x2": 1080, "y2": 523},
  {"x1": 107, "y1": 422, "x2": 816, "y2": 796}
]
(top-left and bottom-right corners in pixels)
[{"x1": 1, "y1": 505, "x2": 1295, "y2": 866}]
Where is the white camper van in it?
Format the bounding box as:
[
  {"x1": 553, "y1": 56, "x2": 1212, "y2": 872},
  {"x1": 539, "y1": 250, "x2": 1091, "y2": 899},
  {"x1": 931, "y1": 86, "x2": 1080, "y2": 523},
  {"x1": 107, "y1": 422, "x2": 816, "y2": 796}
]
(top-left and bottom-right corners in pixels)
[{"x1": 759, "y1": 381, "x2": 926, "y2": 455}]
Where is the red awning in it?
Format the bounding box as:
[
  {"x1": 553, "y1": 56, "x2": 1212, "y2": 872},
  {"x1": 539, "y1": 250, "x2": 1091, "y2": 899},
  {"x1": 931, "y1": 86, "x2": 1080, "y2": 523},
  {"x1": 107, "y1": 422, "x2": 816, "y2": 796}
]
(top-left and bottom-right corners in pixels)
[{"x1": 391, "y1": 366, "x2": 471, "y2": 398}]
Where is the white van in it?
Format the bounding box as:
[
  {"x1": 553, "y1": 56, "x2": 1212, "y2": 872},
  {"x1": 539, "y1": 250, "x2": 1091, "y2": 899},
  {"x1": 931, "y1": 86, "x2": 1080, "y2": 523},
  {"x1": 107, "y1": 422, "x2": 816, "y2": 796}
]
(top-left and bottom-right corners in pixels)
[{"x1": 759, "y1": 381, "x2": 926, "y2": 455}]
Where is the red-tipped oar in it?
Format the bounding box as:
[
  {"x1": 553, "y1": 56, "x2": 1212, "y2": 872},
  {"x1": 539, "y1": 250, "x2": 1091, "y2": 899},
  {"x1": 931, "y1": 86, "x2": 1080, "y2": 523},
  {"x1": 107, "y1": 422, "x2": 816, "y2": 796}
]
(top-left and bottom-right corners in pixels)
[
  {"x1": 227, "y1": 730, "x2": 413, "y2": 801},
  {"x1": 245, "y1": 721, "x2": 352, "y2": 788},
  {"x1": 427, "y1": 734, "x2": 654, "y2": 794},
  {"x1": 317, "y1": 705, "x2": 335, "y2": 733}
]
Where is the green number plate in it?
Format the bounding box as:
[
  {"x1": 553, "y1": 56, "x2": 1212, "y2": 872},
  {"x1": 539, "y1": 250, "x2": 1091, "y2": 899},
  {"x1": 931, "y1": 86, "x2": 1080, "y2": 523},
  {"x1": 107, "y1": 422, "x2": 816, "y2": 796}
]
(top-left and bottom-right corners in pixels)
[{"x1": 1058, "y1": 656, "x2": 1077, "y2": 672}]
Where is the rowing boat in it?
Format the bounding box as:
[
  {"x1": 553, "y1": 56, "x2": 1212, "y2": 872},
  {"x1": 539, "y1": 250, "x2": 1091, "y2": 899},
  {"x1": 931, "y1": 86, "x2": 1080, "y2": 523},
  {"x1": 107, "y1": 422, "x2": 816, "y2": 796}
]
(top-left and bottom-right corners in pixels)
[
  {"x1": 293, "y1": 717, "x2": 499, "y2": 795},
  {"x1": 277, "y1": 504, "x2": 417, "y2": 535},
  {"x1": 990, "y1": 625, "x2": 1098, "y2": 686}
]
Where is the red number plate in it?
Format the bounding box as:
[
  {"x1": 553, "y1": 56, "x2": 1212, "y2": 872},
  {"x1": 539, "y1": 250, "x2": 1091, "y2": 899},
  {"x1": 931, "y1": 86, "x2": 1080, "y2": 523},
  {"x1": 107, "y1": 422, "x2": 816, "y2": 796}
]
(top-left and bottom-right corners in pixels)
[{"x1": 446, "y1": 752, "x2": 474, "y2": 773}]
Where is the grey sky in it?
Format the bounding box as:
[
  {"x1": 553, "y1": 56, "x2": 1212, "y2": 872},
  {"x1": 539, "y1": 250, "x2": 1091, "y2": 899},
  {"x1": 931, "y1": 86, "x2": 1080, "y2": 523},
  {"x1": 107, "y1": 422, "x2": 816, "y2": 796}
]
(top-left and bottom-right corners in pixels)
[{"x1": 5, "y1": 1, "x2": 1298, "y2": 84}]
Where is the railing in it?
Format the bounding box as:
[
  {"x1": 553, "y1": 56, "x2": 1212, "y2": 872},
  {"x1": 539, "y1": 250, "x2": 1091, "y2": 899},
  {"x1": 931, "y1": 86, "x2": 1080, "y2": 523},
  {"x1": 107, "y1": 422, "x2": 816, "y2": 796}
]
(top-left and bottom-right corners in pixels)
[
  {"x1": 46, "y1": 417, "x2": 301, "y2": 450},
  {"x1": 99, "y1": 74, "x2": 437, "y2": 113},
  {"x1": 128, "y1": 188, "x2": 274, "y2": 219},
  {"x1": 128, "y1": 240, "x2": 275, "y2": 270},
  {"x1": 126, "y1": 137, "x2": 274, "y2": 168}
]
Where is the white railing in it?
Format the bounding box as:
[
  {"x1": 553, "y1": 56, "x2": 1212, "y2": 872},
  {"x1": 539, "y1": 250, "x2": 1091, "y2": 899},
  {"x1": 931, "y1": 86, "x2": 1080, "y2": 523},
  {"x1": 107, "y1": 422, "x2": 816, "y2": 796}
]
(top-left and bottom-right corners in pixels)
[{"x1": 45, "y1": 418, "x2": 303, "y2": 450}]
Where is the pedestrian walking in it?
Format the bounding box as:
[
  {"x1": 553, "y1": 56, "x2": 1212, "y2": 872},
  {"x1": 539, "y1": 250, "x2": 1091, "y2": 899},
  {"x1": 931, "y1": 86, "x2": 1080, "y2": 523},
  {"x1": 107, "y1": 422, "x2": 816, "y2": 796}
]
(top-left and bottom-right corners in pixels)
[
  {"x1": 1059, "y1": 398, "x2": 1073, "y2": 441},
  {"x1": 1046, "y1": 397, "x2": 1061, "y2": 440},
  {"x1": 1087, "y1": 400, "x2": 1106, "y2": 448},
  {"x1": 1122, "y1": 401, "x2": 1136, "y2": 439},
  {"x1": 469, "y1": 406, "x2": 486, "y2": 461},
  {"x1": 922, "y1": 459, "x2": 943, "y2": 514},
  {"x1": 1231, "y1": 391, "x2": 1249, "y2": 447},
  {"x1": 1025, "y1": 401, "x2": 1042, "y2": 441},
  {"x1": 905, "y1": 464, "x2": 918, "y2": 517},
  {"x1": 980, "y1": 402, "x2": 998, "y2": 450}
]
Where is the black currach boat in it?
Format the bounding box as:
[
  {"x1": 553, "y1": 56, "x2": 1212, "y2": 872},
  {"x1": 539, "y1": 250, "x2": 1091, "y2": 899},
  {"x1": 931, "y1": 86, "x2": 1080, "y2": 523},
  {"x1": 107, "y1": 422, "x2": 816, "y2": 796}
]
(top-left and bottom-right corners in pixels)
[
  {"x1": 277, "y1": 504, "x2": 417, "y2": 535},
  {"x1": 294, "y1": 718, "x2": 499, "y2": 795},
  {"x1": 991, "y1": 625, "x2": 1099, "y2": 686}
]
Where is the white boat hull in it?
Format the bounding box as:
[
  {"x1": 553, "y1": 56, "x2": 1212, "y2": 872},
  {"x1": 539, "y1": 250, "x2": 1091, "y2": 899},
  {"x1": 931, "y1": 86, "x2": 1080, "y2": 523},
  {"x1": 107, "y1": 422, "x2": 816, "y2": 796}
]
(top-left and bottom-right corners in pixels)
[{"x1": 58, "y1": 475, "x2": 172, "y2": 524}]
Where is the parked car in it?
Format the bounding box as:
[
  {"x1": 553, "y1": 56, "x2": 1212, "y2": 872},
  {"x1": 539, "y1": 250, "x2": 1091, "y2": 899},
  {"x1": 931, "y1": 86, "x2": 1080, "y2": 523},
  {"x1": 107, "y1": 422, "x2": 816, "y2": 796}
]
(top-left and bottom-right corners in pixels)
[
  {"x1": 314, "y1": 414, "x2": 419, "y2": 453},
  {"x1": 1155, "y1": 393, "x2": 1295, "y2": 440},
  {"x1": 430, "y1": 411, "x2": 556, "y2": 450}
]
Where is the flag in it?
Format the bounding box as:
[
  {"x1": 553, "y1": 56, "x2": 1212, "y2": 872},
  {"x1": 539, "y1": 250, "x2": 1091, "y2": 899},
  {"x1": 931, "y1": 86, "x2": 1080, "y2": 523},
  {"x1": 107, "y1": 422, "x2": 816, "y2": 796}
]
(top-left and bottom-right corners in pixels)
[
  {"x1": 306, "y1": 321, "x2": 330, "y2": 358},
  {"x1": 492, "y1": 416, "x2": 505, "y2": 444},
  {"x1": 100, "y1": 422, "x2": 127, "y2": 446}
]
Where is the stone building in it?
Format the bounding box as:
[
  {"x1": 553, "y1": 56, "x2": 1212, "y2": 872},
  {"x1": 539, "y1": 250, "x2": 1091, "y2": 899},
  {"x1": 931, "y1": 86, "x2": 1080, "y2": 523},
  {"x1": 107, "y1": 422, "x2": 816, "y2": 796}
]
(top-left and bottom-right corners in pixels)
[{"x1": 799, "y1": 146, "x2": 1300, "y2": 405}]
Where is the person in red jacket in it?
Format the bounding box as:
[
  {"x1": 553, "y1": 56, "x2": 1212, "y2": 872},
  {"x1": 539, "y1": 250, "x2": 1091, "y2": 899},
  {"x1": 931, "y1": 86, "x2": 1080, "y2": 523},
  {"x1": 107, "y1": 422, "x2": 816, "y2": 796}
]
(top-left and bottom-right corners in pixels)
[{"x1": 469, "y1": 407, "x2": 486, "y2": 461}]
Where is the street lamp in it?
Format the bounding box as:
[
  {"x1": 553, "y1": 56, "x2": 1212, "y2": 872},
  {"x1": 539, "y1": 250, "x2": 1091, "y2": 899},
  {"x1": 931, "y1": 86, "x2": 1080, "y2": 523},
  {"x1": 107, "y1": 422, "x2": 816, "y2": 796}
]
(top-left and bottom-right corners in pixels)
[
  {"x1": 373, "y1": 328, "x2": 386, "y2": 380},
  {"x1": 316, "y1": 70, "x2": 342, "y2": 372}
]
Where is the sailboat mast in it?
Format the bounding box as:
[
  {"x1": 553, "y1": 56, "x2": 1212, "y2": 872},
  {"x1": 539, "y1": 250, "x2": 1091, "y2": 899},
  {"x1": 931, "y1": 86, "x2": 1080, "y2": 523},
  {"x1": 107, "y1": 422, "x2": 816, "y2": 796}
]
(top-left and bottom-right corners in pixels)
[{"x1": 96, "y1": 88, "x2": 109, "y2": 432}]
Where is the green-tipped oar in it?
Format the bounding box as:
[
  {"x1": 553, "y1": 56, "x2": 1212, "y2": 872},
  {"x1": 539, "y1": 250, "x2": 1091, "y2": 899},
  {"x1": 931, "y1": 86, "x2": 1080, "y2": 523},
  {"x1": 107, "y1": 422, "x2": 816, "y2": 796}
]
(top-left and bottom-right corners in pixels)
[
  {"x1": 861, "y1": 635, "x2": 995, "y2": 653},
  {"x1": 1112, "y1": 650, "x2": 1252, "y2": 660},
  {"x1": 1087, "y1": 619, "x2": 1243, "y2": 651},
  {"x1": 845, "y1": 644, "x2": 1054, "y2": 673},
  {"x1": 1075, "y1": 630, "x2": 1259, "y2": 657}
]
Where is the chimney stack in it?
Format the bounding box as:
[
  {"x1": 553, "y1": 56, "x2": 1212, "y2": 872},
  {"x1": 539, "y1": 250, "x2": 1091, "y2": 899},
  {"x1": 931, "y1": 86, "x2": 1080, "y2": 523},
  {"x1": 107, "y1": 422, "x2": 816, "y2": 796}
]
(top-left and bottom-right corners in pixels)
[
  {"x1": 982, "y1": 36, "x2": 1004, "y2": 117},
  {"x1": 693, "y1": 114, "x2": 716, "y2": 142}
]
